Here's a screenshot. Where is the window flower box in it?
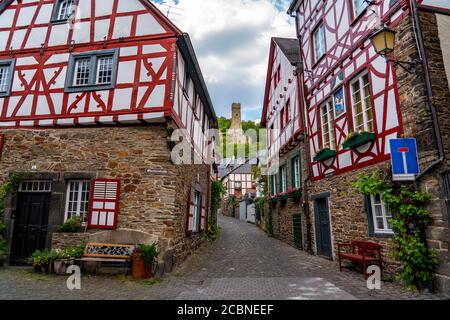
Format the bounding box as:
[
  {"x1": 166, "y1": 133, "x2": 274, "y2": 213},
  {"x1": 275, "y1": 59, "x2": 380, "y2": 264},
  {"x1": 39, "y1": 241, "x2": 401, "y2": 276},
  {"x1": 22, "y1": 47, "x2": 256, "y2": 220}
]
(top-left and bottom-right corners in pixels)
[
  {"x1": 343, "y1": 131, "x2": 376, "y2": 150},
  {"x1": 270, "y1": 197, "x2": 278, "y2": 205},
  {"x1": 279, "y1": 194, "x2": 289, "y2": 204},
  {"x1": 288, "y1": 188, "x2": 302, "y2": 199},
  {"x1": 313, "y1": 148, "x2": 336, "y2": 162}
]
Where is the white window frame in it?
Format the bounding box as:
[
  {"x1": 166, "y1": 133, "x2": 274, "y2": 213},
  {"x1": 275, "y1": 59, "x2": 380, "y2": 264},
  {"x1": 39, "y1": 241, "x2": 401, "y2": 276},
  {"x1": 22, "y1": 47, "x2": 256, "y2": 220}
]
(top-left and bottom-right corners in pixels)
[
  {"x1": 350, "y1": 72, "x2": 374, "y2": 133},
  {"x1": 19, "y1": 181, "x2": 52, "y2": 193},
  {"x1": 370, "y1": 194, "x2": 394, "y2": 235},
  {"x1": 313, "y1": 24, "x2": 326, "y2": 63},
  {"x1": 52, "y1": 0, "x2": 75, "y2": 23},
  {"x1": 64, "y1": 180, "x2": 91, "y2": 224},
  {"x1": 320, "y1": 100, "x2": 336, "y2": 150},
  {"x1": 280, "y1": 165, "x2": 287, "y2": 193},
  {"x1": 293, "y1": 156, "x2": 301, "y2": 189}
]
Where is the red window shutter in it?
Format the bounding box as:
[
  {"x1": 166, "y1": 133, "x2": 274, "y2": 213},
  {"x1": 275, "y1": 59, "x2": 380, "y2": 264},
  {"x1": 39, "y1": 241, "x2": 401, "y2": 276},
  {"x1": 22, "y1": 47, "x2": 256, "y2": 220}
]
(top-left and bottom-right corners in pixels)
[
  {"x1": 187, "y1": 188, "x2": 194, "y2": 233},
  {"x1": 88, "y1": 179, "x2": 121, "y2": 230},
  {"x1": 201, "y1": 194, "x2": 206, "y2": 231}
]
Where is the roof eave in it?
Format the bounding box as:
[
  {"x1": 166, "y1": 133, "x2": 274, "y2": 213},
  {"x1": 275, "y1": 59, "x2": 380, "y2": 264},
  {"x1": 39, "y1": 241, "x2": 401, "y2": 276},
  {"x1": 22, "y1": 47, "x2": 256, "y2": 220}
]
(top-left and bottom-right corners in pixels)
[{"x1": 287, "y1": 0, "x2": 302, "y2": 15}]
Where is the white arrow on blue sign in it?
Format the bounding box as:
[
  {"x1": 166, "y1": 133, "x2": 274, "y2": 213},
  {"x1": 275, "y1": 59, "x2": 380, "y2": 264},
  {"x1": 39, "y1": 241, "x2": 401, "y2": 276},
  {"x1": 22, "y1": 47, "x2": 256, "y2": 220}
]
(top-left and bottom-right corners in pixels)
[{"x1": 390, "y1": 138, "x2": 420, "y2": 181}]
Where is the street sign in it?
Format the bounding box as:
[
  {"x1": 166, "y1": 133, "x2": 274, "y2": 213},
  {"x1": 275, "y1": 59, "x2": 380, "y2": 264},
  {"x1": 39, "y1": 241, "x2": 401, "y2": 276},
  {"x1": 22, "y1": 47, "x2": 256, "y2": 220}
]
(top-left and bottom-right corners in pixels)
[{"x1": 390, "y1": 138, "x2": 420, "y2": 181}]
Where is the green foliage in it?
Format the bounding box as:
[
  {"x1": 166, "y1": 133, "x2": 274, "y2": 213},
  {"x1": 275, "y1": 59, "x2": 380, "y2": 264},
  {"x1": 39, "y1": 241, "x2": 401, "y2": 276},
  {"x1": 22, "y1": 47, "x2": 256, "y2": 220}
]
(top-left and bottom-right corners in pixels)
[
  {"x1": 139, "y1": 243, "x2": 159, "y2": 268},
  {"x1": 265, "y1": 207, "x2": 273, "y2": 236},
  {"x1": 253, "y1": 166, "x2": 268, "y2": 198},
  {"x1": 210, "y1": 180, "x2": 226, "y2": 228},
  {"x1": 0, "y1": 173, "x2": 23, "y2": 257},
  {"x1": 28, "y1": 249, "x2": 52, "y2": 267},
  {"x1": 58, "y1": 216, "x2": 83, "y2": 233},
  {"x1": 204, "y1": 225, "x2": 221, "y2": 242},
  {"x1": 354, "y1": 173, "x2": 438, "y2": 290}
]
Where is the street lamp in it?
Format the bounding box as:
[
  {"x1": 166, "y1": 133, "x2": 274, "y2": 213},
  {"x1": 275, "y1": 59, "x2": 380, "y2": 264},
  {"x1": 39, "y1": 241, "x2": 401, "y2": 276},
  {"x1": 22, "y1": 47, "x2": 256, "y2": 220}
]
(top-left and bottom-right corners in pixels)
[{"x1": 370, "y1": 26, "x2": 420, "y2": 73}]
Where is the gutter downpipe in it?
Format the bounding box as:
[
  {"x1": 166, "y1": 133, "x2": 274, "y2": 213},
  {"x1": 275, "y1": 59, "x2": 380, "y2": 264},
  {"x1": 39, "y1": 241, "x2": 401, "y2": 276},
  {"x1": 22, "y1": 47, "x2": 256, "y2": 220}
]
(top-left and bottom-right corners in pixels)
[
  {"x1": 292, "y1": 9, "x2": 313, "y2": 254},
  {"x1": 410, "y1": 0, "x2": 445, "y2": 183}
]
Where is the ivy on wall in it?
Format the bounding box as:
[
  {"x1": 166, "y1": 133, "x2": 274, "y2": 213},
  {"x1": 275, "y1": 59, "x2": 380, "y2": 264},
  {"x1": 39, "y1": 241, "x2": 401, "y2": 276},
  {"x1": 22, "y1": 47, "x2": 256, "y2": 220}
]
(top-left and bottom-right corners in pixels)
[
  {"x1": 354, "y1": 172, "x2": 438, "y2": 290},
  {"x1": 0, "y1": 173, "x2": 23, "y2": 257}
]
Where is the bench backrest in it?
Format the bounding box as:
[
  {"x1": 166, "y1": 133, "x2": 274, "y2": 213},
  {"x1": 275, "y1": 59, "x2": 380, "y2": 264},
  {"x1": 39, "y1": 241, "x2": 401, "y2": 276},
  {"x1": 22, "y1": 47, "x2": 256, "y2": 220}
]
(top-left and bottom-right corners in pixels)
[{"x1": 83, "y1": 243, "x2": 135, "y2": 259}]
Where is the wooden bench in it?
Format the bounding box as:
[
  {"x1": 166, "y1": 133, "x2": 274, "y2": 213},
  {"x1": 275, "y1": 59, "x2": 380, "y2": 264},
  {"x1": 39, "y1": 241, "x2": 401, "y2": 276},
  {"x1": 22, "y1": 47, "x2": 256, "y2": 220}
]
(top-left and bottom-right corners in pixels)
[
  {"x1": 338, "y1": 241, "x2": 383, "y2": 280},
  {"x1": 78, "y1": 243, "x2": 136, "y2": 274}
]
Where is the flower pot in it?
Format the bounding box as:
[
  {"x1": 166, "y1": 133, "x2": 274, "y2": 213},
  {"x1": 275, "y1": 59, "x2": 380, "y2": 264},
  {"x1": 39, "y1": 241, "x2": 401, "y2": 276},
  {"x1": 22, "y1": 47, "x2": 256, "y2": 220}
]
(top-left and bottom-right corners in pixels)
[
  {"x1": 132, "y1": 253, "x2": 153, "y2": 279},
  {"x1": 41, "y1": 263, "x2": 51, "y2": 274},
  {"x1": 53, "y1": 259, "x2": 74, "y2": 275}
]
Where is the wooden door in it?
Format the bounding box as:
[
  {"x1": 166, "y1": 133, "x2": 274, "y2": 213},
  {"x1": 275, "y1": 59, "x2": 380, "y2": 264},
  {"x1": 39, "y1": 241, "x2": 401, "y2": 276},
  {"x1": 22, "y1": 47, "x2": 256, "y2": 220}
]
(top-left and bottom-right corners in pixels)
[
  {"x1": 314, "y1": 197, "x2": 332, "y2": 259},
  {"x1": 10, "y1": 193, "x2": 51, "y2": 265}
]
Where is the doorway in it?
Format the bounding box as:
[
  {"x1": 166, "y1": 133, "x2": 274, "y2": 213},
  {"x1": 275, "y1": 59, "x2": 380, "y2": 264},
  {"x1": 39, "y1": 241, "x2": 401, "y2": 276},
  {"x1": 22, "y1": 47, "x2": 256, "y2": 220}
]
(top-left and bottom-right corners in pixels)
[
  {"x1": 10, "y1": 192, "x2": 51, "y2": 265},
  {"x1": 314, "y1": 195, "x2": 332, "y2": 259}
]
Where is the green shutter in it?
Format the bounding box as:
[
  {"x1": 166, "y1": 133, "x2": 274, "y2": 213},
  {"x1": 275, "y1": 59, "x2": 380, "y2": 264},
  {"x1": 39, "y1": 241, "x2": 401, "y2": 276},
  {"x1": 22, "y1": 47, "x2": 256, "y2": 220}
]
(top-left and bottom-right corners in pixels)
[
  {"x1": 290, "y1": 158, "x2": 296, "y2": 189},
  {"x1": 293, "y1": 214, "x2": 303, "y2": 249}
]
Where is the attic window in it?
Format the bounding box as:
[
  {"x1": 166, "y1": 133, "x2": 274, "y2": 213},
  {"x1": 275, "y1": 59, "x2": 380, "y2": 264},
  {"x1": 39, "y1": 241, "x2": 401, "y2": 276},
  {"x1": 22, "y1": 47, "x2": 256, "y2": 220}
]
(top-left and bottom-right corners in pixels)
[
  {"x1": 52, "y1": 0, "x2": 75, "y2": 23},
  {"x1": 0, "y1": 59, "x2": 14, "y2": 98}
]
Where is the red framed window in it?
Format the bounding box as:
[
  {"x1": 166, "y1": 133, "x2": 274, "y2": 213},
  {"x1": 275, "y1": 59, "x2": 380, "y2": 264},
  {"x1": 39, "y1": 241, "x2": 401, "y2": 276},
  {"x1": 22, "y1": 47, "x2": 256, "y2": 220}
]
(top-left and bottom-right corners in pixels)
[
  {"x1": 88, "y1": 179, "x2": 121, "y2": 230},
  {"x1": 285, "y1": 99, "x2": 291, "y2": 125}
]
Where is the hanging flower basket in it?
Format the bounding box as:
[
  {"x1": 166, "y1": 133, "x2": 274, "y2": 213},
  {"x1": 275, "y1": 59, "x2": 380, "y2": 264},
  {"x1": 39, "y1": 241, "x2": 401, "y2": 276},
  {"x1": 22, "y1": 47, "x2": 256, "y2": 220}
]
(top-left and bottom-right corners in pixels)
[
  {"x1": 313, "y1": 148, "x2": 336, "y2": 162},
  {"x1": 343, "y1": 132, "x2": 376, "y2": 150},
  {"x1": 270, "y1": 197, "x2": 278, "y2": 205}
]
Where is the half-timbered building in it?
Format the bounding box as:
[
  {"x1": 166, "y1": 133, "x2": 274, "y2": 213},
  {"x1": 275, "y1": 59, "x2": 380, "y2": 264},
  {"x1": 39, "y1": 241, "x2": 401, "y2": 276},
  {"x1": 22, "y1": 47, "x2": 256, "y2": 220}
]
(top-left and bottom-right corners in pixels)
[
  {"x1": 261, "y1": 37, "x2": 308, "y2": 249},
  {"x1": 0, "y1": 0, "x2": 217, "y2": 271},
  {"x1": 285, "y1": 0, "x2": 450, "y2": 291}
]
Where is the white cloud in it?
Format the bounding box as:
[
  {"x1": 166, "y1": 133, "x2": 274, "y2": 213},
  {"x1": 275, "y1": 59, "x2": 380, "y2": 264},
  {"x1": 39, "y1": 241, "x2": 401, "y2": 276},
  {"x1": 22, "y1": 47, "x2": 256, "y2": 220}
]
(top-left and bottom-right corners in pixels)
[{"x1": 154, "y1": 0, "x2": 296, "y2": 121}]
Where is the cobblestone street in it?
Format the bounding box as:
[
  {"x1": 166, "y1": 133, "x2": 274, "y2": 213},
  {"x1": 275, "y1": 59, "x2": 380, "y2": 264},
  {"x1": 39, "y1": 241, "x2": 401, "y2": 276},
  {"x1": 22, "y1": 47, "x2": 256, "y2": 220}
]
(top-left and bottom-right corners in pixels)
[{"x1": 0, "y1": 215, "x2": 448, "y2": 300}]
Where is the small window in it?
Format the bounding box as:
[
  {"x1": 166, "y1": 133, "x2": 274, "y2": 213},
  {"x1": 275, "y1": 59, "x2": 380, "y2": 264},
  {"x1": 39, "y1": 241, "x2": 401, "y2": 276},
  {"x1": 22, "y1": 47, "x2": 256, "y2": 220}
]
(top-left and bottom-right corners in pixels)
[
  {"x1": 184, "y1": 67, "x2": 190, "y2": 96},
  {"x1": 280, "y1": 107, "x2": 285, "y2": 130},
  {"x1": 274, "y1": 65, "x2": 281, "y2": 88},
  {"x1": 19, "y1": 181, "x2": 52, "y2": 192},
  {"x1": 313, "y1": 23, "x2": 326, "y2": 63},
  {"x1": 351, "y1": 0, "x2": 369, "y2": 19},
  {"x1": 285, "y1": 99, "x2": 291, "y2": 125},
  {"x1": 192, "y1": 190, "x2": 201, "y2": 232},
  {"x1": 350, "y1": 72, "x2": 374, "y2": 133},
  {"x1": 443, "y1": 173, "x2": 450, "y2": 227},
  {"x1": 279, "y1": 165, "x2": 287, "y2": 193},
  {"x1": 292, "y1": 156, "x2": 301, "y2": 189},
  {"x1": 65, "y1": 49, "x2": 118, "y2": 93},
  {"x1": 270, "y1": 175, "x2": 276, "y2": 196},
  {"x1": 65, "y1": 180, "x2": 91, "y2": 224},
  {"x1": 52, "y1": 0, "x2": 75, "y2": 23},
  {"x1": 193, "y1": 93, "x2": 200, "y2": 116},
  {"x1": 320, "y1": 100, "x2": 336, "y2": 150},
  {"x1": 367, "y1": 194, "x2": 394, "y2": 235},
  {"x1": 0, "y1": 59, "x2": 14, "y2": 98}
]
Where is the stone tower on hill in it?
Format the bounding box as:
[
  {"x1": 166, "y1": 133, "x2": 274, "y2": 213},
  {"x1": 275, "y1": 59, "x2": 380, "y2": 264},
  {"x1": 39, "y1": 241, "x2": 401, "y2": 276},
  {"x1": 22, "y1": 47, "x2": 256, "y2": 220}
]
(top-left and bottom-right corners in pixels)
[{"x1": 228, "y1": 103, "x2": 247, "y2": 144}]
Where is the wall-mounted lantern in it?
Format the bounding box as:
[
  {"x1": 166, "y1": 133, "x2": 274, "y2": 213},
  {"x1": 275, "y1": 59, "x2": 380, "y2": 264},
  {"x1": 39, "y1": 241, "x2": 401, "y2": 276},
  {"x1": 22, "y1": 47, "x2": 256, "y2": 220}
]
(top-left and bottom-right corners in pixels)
[{"x1": 370, "y1": 26, "x2": 420, "y2": 74}]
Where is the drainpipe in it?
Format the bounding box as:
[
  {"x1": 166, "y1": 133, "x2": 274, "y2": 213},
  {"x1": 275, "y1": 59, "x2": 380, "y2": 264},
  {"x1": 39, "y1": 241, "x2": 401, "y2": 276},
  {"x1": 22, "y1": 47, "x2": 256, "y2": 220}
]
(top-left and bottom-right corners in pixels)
[
  {"x1": 293, "y1": 31, "x2": 313, "y2": 254},
  {"x1": 410, "y1": 0, "x2": 445, "y2": 182}
]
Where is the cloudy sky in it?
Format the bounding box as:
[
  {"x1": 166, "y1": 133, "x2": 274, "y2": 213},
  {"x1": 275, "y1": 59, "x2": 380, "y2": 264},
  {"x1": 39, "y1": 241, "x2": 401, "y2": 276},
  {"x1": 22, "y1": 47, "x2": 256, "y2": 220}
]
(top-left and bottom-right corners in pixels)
[{"x1": 152, "y1": 0, "x2": 296, "y2": 121}]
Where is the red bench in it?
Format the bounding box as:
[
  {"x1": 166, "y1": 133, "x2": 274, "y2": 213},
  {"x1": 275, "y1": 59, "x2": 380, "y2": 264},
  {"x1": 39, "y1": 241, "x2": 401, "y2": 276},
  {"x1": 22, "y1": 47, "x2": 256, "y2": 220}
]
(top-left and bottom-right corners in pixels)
[{"x1": 338, "y1": 241, "x2": 383, "y2": 280}]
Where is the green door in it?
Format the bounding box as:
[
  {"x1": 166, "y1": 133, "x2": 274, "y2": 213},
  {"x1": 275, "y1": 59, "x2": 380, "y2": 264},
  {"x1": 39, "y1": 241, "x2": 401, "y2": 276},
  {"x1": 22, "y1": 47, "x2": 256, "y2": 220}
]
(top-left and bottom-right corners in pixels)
[{"x1": 293, "y1": 214, "x2": 303, "y2": 250}]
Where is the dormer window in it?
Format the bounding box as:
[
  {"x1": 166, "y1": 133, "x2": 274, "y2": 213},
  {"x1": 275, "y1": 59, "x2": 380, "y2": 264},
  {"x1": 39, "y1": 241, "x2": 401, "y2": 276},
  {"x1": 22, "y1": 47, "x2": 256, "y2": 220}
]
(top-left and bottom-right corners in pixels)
[
  {"x1": 65, "y1": 49, "x2": 119, "y2": 93},
  {"x1": 0, "y1": 59, "x2": 14, "y2": 98},
  {"x1": 52, "y1": 0, "x2": 75, "y2": 23}
]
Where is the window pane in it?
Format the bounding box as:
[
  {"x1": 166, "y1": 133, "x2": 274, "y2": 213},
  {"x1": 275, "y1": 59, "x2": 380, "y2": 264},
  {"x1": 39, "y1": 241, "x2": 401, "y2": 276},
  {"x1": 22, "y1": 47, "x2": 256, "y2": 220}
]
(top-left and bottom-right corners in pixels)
[
  {"x1": 314, "y1": 25, "x2": 325, "y2": 61},
  {"x1": 57, "y1": 0, "x2": 74, "y2": 20},
  {"x1": 97, "y1": 56, "x2": 114, "y2": 84},
  {"x1": 376, "y1": 217, "x2": 385, "y2": 230},
  {"x1": 74, "y1": 58, "x2": 91, "y2": 86},
  {"x1": 0, "y1": 66, "x2": 10, "y2": 92}
]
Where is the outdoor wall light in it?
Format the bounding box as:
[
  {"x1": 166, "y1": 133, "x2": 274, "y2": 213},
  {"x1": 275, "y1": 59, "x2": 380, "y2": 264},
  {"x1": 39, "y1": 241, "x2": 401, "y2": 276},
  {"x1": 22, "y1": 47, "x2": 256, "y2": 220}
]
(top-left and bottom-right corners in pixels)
[{"x1": 370, "y1": 26, "x2": 420, "y2": 74}]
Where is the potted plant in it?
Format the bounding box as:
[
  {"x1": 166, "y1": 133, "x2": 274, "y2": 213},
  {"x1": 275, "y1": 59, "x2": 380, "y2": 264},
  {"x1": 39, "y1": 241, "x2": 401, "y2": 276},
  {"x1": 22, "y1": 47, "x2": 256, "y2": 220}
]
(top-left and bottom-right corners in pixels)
[
  {"x1": 288, "y1": 188, "x2": 302, "y2": 200},
  {"x1": 279, "y1": 193, "x2": 289, "y2": 205},
  {"x1": 29, "y1": 249, "x2": 52, "y2": 273},
  {"x1": 132, "y1": 243, "x2": 159, "y2": 279},
  {"x1": 342, "y1": 131, "x2": 376, "y2": 150},
  {"x1": 270, "y1": 197, "x2": 278, "y2": 205},
  {"x1": 58, "y1": 216, "x2": 83, "y2": 233},
  {"x1": 313, "y1": 148, "x2": 337, "y2": 162}
]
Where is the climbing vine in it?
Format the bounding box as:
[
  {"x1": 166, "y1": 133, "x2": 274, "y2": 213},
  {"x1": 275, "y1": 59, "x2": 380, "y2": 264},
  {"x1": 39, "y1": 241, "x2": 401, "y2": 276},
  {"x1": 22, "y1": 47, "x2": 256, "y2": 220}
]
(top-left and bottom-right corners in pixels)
[
  {"x1": 210, "y1": 180, "x2": 226, "y2": 228},
  {"x1": 353, "y1": 172, "x2": 438, "y2": 290},
  {"x1": 0, "y1": 173, "x2": 23, "y2": 257}
]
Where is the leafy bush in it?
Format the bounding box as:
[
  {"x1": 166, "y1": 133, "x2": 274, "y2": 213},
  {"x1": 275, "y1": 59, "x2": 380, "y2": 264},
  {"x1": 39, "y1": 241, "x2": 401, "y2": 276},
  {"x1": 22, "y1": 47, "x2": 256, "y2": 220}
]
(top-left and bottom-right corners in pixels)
[
  {"x1": 139, "y1": 243, "x2": 159, "y2": 268},
  {"x1": 203, "y1": 225, "x2": 221, "y2": 242},
  {"x1": 28, "y1": 249, "x2": 52, "y2": 267},
  {"x1": 58, "y1": 216, "x2": 83, "y2": 233}
]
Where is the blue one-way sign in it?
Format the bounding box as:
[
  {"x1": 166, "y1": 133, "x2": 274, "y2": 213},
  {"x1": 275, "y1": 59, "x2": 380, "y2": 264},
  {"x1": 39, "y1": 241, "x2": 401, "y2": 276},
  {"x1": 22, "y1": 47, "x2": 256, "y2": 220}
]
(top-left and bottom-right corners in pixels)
[{"x1": 390, "y1": 138, "x2": 420, "y2": 181}]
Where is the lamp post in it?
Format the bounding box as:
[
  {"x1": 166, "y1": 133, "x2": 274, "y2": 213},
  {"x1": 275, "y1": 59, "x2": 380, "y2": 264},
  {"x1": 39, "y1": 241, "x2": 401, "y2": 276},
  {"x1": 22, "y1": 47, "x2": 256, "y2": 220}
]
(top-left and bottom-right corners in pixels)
[{"x1": 370, "y1": 26, "x2": 420, "y2": 74}]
